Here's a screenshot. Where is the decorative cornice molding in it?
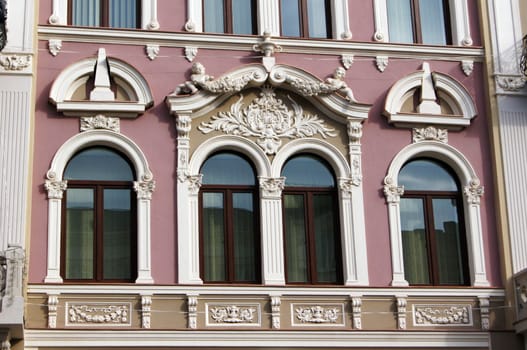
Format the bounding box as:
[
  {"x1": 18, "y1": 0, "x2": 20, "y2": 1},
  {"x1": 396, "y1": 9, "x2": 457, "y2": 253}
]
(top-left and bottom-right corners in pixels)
[
  {"x1": 412, "y1": 126, "x2": 448, "y2": 144},
  {"x1": 198, "y1": 89, "x2": 337, "y2": 155},
  {"x1": 80, "y1": 115, "x2": 120, "y2": 132}
]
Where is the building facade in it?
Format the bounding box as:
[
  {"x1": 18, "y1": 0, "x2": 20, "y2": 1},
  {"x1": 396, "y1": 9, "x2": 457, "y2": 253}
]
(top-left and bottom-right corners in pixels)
[{"x1": 25, "y1": 1, "x2": 510, "y2": 349}]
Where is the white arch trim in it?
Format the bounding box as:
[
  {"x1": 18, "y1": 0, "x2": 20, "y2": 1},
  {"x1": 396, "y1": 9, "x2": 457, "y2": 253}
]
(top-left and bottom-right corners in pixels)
[
  {"x1": 385, "y1": 141, "x2": 489, "y2": 287},
  {"x1": 384, "y1": 67, "x2": 477, "y2": 129},
  {"x1": 49, "y1": 53, "x2": 154, "y2": 118},
  {"x1": 44, "y1": 130, "x2": 155, "y2": 284},
  {"x1": 373, "y1": 0, "x2": 472, "y2": 46},
  {"x1": 49, "y1": 0, "x2": 159, "y2": 30}
]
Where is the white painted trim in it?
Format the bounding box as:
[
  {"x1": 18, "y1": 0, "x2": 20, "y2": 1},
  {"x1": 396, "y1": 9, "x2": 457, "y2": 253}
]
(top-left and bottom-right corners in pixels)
[
  {"x1": 373, "y1": 0, "x2": 473, "y2": 46},
  {"x1": 49, "y1": 0, "x2": 159, "y2": 30},
  {"x1": 384, "y1": 65, "x2": 477, "y2": 129},
  {"x1": 24, "y1": 329, "x2": 490, "y2": 348},
  {"x1": 44, "y1": 130, "x2": 154, "y2": 284},
  {"x1": 385, "y1": 141, "x2": 489, "y2": 287},
  {"x1": 49, "y1": 54, "x2": 153, "y2": 118},
  {"x1": 187, "y1": 0, "x2": 350, "y2": 39}
]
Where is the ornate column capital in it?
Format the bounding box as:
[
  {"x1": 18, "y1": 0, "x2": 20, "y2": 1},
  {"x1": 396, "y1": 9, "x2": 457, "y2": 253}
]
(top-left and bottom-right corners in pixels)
[
  {"x1": 464, "y1": 178, "x2": 484, "y2": 205},
  {"x1": 44, "y1": 179, "x2": 67, "y2": 199},
  {"x1": 347, "y1": 120, "x2": 363, "y2": 143},
  {"x1": 134, "y1": 175, "x2": 156, "y2": 200},
  {"x1": 259, "y1": 177, "x2": 285, "y2": 198},
  {"x1": 384, "y1": 177, "x2": 404, "y2": 203}
]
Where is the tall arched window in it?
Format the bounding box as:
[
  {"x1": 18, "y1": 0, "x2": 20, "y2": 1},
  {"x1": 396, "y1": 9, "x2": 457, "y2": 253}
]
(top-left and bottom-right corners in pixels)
[
  {"x1": 62, "y1": 147, "x2": 136, "y2": 282},
  {"x1": 200, "y1": 152, "x2": 260, "y2": 283},
  {"x1": 399, "y1": 158, "x2": 469, "y2": 285},
  {"x1": 282, "y1": 154, "x2": 342, "y2": 284}
]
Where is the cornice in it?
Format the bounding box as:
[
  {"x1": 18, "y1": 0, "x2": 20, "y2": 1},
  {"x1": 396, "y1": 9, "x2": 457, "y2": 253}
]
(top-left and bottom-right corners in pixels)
[{"x1": 38, "y1": 25, "x2": 485, "y2": 61}]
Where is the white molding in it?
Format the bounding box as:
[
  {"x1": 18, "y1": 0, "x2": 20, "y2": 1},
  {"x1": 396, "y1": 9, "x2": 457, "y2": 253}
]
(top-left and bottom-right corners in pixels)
[
  {"x1": 384, "y1": 141, "x2": 489, "y2": 287},
  {"x1": 384, "y1": 63, "x2": 477, "y2": 130},
  {"x1": 49, "y1": 0, "x2": 159, "y2": 30},
  {"x1": 38, "y1": 25, "x2": 485, "y2": 60},
  {"x1": 49, "y1": 53, "x2": 153, "y2": 118},
  {"x1": 44, "y1": 130, "x2": 155, "y2": 284},
  {"x1": 24, "y1": 329, "x2": 490, "y2": 348},
  {"x1": 373, "y1": 0, "x2": 472, "y2": 46},
  {"x1": 186, "y1": 0, "x2": 350, "y2": 39}
]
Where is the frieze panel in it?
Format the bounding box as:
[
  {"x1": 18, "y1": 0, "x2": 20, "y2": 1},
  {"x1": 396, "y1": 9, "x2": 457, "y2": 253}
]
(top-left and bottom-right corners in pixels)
[
  {"x1": 80, "y1": 115, "x2": 120, "y2": 132},
  {"x1": 413, "y1": 304, "x2": 473, "y2": 327},
  {"x1": 66, "y1": 302, "x2": 132, "y2": 327},
  {"x1": 291, "y1": 304, "x2": 345, "y2": 326},
  {"x1": 198, "y1": 88, "x2": 337, "y2": 155},
  {"x1": 205, "y1": 303, "x2": 261, "y2": 327}
]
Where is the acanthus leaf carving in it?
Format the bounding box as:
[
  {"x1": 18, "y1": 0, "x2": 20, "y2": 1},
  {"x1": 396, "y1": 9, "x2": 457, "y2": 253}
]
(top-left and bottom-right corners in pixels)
[
  {"x1": 376, "y1": 56, "x2": 389, "y2": 72},
  {"x1": 413, "y1": 126, "x2": 448, "y2": 144},
  {"x1": 260, "y1": 177, "x2": 285, "y2": 198},
  {"x1": 184, "y1": 46, "x2": 198, "y2": 62},
  {"x1": 384, "y1": 177, "x2": 404, "y2": 203},
  {"x1": 48, "y1": 39, "x2": 62, "y2": 57},
  {"x1": 209, "y1": 305, "x2": 256, "y2": 324},
  {"x1": 198, "y1": 88, "x2": 337, "y2": 155},
  {"x1": 295, "y1": 305, "x2": 339, "y2": 324},
  {"x1": 134, "y1": 177, "x2": 156, "y2": 200},
  {"x1": 80, "y1": 115, "x2": 120, "y2": 132},
  {"x1": 67, "y1": 303, "x2": 131, "y2": 325},
  {"x1": 45, "y1": 179, "x2": 67, "y2": 199},
  {"x1": 145, "y1": 44, "x2": 159, "y2": 61},
  {"x1": 414, "y1": 305, "x2": 472, "y2": 326}
]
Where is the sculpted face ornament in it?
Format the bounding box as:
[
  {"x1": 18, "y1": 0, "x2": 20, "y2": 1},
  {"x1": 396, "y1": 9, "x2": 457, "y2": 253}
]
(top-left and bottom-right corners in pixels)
[{"x1": 0, "y1": 0, "x2": 6, "y2": 51}]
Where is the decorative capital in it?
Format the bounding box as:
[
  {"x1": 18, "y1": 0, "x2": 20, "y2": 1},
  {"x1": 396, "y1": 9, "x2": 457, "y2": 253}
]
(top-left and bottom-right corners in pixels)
[
  {"x1": 339, "y1": 178, "x2": 358, "y2": 196},
  {"x1": 45, "y1": 179, "x2": 67, "y2": 199},
  {"x1": 176, "y1": 114, "x2": 192, "y2": 138},
  {"x1": 384, "y1": 177, "x2": 404, "y2": 203},
  {"x1": 413, "y1": 126, "x2": 448, "y2": 144},
  {"x1": 464, "y1": 178, "x2": 483, "y2": 204},
  {"x1": 260, "y1": 177, "x2": 285, "y2": 198},
  {"x1": 134, "y1": 176, "x2": 156, "y2": 200},
  {"x1": 348, "y1": 121, "x2": 363, "y2": 142},
  {"x1": 80, "y1": 115, "x2": 120, "y2": 132},
  {"x1": 187, "y1": 174, "x2": 203, "y2": 195}
]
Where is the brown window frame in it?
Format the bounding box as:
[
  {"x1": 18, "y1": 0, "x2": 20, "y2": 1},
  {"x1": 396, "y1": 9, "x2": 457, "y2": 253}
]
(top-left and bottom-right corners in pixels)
[
  {"x1": 202, "y1": 0, "x2": 258, "y2": 35},
  {"x1": 68, "y1": 0, "x2": 141, "y2": 28},
  {"x1": 199, "y1": 185, "x2": 261, "y2": 284},
  {"x1": 61, "y1": 180, "x2": 137, "y2": 283},
  {"x1": 401, "y1": 190, "x2": 469, "y2": 286},
  {"x1": 408, "y1": 0, "x2": 452, "y2": 44},
  {"x1": 279, "y1": 0, "x2": 332, "y2": 39},
  {"x1": 282, "y1": 187, "x2": 343, "y2": 285}
]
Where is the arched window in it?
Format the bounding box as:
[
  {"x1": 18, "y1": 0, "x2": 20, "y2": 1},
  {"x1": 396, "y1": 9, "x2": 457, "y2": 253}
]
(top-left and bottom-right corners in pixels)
[
  {"x1": 62, "y1": 147, "x2": 136, "y2": 282},
  {"x1": 399, "y1": 158, "x2": 469, "y2": 285},
  {"x1": 282, "y1": 154, "x2": 342, "y2": 284},
  {"x1": 199, "y1": 152, "x2": 260, "y2": 283},
  {"x1": 70, "y1": 0, "x2": 140, "y2": 28}
]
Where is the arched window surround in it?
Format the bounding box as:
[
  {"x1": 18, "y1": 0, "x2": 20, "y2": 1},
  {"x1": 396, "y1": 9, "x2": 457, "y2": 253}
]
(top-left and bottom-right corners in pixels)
[
  {"x1": 44, "y1": 130, "x2": 155, "y2": 284},
  {"x1": 178, "y1": 135, "x2": 369, "y2": 286},
  {"x1": 384, "y1": 141, "x2": 489, "y2": 287}
]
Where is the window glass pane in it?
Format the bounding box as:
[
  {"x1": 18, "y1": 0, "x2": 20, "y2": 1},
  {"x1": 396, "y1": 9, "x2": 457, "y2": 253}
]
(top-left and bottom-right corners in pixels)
[
  {"x1": 204, "y1": 0, "x2": 225, "y2": 33},
  {"x1": 400, "y1": 197, "x2": 430, "y2": 284},
  {"x1": 284, "y1": 194, "x2": 308, "y2": 282},
  {"x1": 307, "y1": 0, "x2": 329, "y2": 38},
  {"x1": 65, "y1": 147, "x2": 134, "y2": 181},
  {"x1": 281, "y1": 0, "x2": 301, "y2": 37},
  {"x1": 233, "y1": 193, "x2": 257, "y2": 281},
  {"x1": 282, "y1": 155, "x2": 335, "y2": 187},
  {"x1": 232, "y1": 0, "x2": 255, "y2": 34},
  {"x1": 203, "y1": 192, "x2": 226, "y2": 281},
  {"x1": 72, "y1": 0, "x2": 101, "y2": 26},
  {"x1": 313, "y1": 194, "x2": 339, "y2": 283},
  {"x1": 65, "y1": 188, "x2": 94, "y2": 279},
  {"x1": 109, "y1": 0, "x2": 137, "y2": 28},
  {"x1": 201, "y1": 152, "x2": 255, "y2": 185},
  {"x1": 419, "y1": 0, "x2": 447, "y2": 45},
  {"x1": 433, "y1": 198, "x2": 466, "y2": 284},
  {"x1": 399, "y1": 159, "x2": 458, "y2": 191},
  {"x1": 387, "y1": 0, "x2": 414, "y2": 43},
  {"x1": 103, "y1": 189, "x2": 133, "y2": 280}
]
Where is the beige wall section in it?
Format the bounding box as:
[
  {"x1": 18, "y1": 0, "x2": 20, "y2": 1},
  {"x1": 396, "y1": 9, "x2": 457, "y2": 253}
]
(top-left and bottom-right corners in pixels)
[{"x1": 520, "y1": 1, "x2": 527, "y2": 36}]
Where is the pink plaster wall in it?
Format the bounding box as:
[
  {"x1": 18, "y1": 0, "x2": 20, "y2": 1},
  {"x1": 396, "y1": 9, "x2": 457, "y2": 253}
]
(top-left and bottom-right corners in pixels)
[{"x1": 30, "y1": 0, "x2": 499, "y2": 287}]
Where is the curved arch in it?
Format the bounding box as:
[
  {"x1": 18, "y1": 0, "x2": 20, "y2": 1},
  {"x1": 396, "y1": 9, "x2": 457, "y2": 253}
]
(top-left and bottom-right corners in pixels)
[
  {"x1": 384, "y1": 66, "x2": 477, "y2": 129},
  {"x1": 190, "y1": 135, "x2": 272, "y2": 178},
  {"x1": 44, "y1": 130, "x2": 154, "y2": 284},
  {"x1": 48, "y1": 130, "x2": 152, "y2": 182},
  {"x1": 272, "y1": 138, "x2": 350, "y2": 179},
  {"x1": 385, "y1": 141, "x2": 489, "y2": 287}
]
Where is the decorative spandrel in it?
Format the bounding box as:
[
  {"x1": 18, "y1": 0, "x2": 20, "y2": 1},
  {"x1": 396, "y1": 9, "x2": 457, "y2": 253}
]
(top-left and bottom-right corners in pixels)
[{"x1": 198, "y1": 88, "x2": 337, "y2": 155}]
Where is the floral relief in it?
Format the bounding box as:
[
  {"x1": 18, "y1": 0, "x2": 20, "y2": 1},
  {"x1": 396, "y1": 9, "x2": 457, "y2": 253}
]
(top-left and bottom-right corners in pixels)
[
  {"x1": 67, "y1": 303, "x2": 131, "y2": 326},
  {"x1": 209, "y1": 305, "x2": 257, "y2": 324},
  {"x1": 198, "y1": 88, "x2": 337, "y2": 154},
  {"x1": 295, "y1": 305, "x2": 340, "y2": 324}
]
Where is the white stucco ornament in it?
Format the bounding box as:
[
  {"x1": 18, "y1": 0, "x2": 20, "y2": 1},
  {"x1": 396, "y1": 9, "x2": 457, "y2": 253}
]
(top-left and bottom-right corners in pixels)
[{"x1": 198, "y1": 88, "x2": 337, "y2": 154}]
